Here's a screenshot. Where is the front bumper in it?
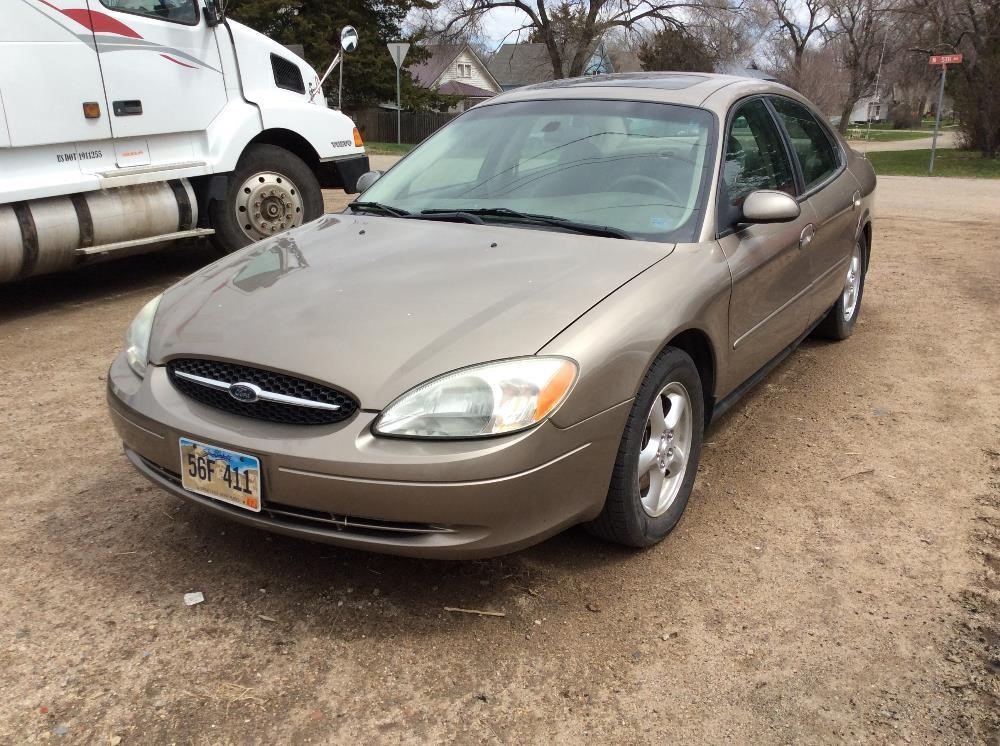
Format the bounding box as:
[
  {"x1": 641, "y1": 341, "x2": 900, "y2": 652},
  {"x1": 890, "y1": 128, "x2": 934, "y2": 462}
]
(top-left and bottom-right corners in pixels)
[
  {"x1": 107, "y1": 353, "x2": 630, "y2": 558},
  {"x1": 317, "y1": 153, "x2": 370, "y2": 193}
]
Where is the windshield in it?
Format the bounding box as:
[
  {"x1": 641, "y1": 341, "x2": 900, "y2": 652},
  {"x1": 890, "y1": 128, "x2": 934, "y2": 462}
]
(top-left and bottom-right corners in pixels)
[{"x1": 358, "y1": 99, "x2": 716, "y2": 243}]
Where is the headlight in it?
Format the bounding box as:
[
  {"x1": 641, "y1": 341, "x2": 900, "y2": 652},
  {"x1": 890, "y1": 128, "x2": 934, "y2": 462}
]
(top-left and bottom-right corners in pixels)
[
  {"x1": 125, "y1": 294, "x2": 162, "y2": 377},
  {"x1": 373, "y1": 357, "x2": 577, "y2": 439}
]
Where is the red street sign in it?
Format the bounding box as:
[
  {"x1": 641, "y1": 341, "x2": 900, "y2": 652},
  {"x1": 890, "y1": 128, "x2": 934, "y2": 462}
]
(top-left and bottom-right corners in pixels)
[{"x1": 929, "y1": 54, "x2": 963, "y2": 65}]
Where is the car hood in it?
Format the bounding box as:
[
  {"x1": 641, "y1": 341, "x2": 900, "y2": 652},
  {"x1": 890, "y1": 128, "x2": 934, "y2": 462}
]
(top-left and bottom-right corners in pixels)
[{"x1": 150, "y1": 215, "x2": 671, "y2": 408}]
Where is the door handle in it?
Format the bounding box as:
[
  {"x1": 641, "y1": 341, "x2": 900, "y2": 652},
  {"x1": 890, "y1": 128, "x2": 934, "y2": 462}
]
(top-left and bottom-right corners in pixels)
[
  {"x1": 799, "y1": 224, "x2": 815, "y2": 249},
  {"x1": 113, "y1": 100, "x2": 143, "y2": 116},
  {"x1": 851, "y1": 190, "x2": 862, "y2": 210}
]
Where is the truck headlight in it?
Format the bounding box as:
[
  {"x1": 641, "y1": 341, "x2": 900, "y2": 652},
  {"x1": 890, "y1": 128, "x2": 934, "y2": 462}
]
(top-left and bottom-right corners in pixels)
[
  {"x1": 373, "y1": 357, "x2": 577, "y2": 439},
  {"x1": 125, "y1": 294, "x2": 162, "y2": 378}
]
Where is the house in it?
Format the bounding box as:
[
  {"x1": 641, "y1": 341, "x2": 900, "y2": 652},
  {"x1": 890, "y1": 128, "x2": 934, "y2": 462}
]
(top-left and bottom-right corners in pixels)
[
  {"x1": 850, "y1": 86, "x2": 896, "y2": 124},
  {"x1": 407, "y1": 44, "x2": 501, "y2": 112},
  {"x1": 486, "y1": 42, "x2": 642, "y2": 90}
]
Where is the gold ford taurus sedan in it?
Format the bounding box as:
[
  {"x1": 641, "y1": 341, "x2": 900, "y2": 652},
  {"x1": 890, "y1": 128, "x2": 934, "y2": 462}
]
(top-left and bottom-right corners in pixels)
[{"x1": 108, "y1": 73, "x2": 875, "y2": 558}]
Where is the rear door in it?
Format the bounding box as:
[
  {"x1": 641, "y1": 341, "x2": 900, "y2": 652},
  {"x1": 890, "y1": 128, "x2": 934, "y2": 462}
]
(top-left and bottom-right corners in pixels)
[
  {"x1": 86, "y1": 0, "x2": 226, "y2": 165},
  {"x1": 768, "y1": 96, "x2": 858, "y2": 319},
  {"x1": 717, "y1": 97, "x2": 818, "y2": 385}
]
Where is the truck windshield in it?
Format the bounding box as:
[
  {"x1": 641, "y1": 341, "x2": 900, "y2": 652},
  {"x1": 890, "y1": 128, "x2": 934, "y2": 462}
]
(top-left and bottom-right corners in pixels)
[{"x1": 357, "y1": 99, "x2": 716, "y2": 243}]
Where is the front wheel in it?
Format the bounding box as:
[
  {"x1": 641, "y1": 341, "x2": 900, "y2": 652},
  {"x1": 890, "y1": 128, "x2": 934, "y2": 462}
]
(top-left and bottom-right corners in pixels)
[
  {"x1": 814, "y1": 234, "x2": 867, "y2": 340},
  {"x1": 587, "y1": 348, "x2": 705, "y2": 548},
  {"x1": 209, "y1": 144, "x2": 324, "y2": 255}
]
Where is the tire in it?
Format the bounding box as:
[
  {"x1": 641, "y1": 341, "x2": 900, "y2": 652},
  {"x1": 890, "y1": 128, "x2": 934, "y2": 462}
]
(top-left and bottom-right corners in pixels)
[
  {"x1": 587, "y1": 347, "x2": 705, "y2": 548},
  {"x1": 814, "y1": 233, "x2": 867, "y2": 340},
  {"x1": 209, "y1": 144, "x2": 323, "y2": 255}
]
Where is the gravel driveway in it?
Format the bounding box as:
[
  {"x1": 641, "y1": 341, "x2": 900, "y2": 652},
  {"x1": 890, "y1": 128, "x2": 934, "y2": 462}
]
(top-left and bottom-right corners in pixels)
[{"x1": 0, "y1": 176, "x2": 997, "y2": 744}]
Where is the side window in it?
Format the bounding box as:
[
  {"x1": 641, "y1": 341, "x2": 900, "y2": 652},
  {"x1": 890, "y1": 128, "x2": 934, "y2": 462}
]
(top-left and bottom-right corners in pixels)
[
  {"x1": 722, "y1": 99, "x2": 795, "y2": 211},
  {"x1": 770, "y1": 97, "x2": 840, "y2": 191},
  {"x1": 99, "y1": 0, "x2": 199, "y2": 25}
]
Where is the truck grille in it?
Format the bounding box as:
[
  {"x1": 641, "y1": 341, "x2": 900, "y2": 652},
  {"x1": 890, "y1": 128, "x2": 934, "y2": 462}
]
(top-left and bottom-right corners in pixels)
[{"x1": 167, "y1": 358, "x2": 357, "y2": 426}]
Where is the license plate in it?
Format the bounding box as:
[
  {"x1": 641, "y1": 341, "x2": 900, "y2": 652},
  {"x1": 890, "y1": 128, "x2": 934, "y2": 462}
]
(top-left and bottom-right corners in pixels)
[{"x1": 179, "y1": 438, "x2": 261, "y2": 512}]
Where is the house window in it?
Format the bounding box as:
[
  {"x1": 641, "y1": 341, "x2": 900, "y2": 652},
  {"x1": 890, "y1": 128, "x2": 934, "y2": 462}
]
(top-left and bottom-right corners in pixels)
[
  {"x1": 457, "y1": 63, "x2": 472, "y2": 78},
  {"x1": 868, "y1": 102, "x2": 881, "y2": 120}
]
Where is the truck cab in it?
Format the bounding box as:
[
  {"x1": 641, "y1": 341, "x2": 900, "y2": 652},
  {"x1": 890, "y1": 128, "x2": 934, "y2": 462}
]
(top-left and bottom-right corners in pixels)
[{"x1": 0, "y1": 0, "x2": 368, "y2": 282}]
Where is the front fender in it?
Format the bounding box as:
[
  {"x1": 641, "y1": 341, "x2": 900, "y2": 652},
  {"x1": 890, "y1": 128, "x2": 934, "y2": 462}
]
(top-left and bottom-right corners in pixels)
[
  {"x1": 538, "y1": 242, "x2": 732, "y2": 428},
  {"x1": 258, "y1": 102, "x2": 364, "y2": 161}
]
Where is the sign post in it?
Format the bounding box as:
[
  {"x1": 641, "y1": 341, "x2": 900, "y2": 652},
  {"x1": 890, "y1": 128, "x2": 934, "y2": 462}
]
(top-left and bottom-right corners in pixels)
[
  {"x1": 928, "y1": 53, "x2": 963, "y2": 174},
  {"x1": 386, "y1": 43, "x2": 410, "y2": 144}
]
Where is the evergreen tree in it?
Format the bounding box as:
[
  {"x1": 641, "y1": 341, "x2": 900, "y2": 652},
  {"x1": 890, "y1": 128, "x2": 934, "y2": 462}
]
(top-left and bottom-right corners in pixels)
[{"x1": 226, "y1": 0, "x2": 446, "y2": 109}]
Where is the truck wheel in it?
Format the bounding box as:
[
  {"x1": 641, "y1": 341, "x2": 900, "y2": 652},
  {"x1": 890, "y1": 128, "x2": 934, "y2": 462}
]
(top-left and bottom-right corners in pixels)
[{"x1": 210, "y1": 144, "x2": 323, "y2": 254}]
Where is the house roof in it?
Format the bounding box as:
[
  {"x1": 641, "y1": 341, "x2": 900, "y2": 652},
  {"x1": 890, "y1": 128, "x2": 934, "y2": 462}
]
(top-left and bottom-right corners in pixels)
[
  {"x1": 487, "y1": 42, "x2": 644, "y2": 87},
  {"x1": 408, "y1": 44, "x2": 464, "y2": 88},
  {"x1": 437, "y1": 80, "x2": 497, "y2": 97},
  {"x1": 407, "y1": 44, "x2": 499, "y2": 93},
  {"x1": 487, "y1": 43, "x2": 558, "y2": 87}
]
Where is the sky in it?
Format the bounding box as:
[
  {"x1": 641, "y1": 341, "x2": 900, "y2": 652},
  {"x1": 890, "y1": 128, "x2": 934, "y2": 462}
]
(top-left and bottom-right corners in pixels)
[{"x1": 404, "y1": 6, "x2": 535, "y2": 53}]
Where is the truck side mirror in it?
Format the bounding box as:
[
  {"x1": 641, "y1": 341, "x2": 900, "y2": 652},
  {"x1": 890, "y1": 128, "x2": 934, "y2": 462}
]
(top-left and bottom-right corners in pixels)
[
  {"x1": 204, "y1": 0, "x2": 224, "y2": 26},
  {"x1": 340, "y1": 26, "x2": 359, "y2": 53}
]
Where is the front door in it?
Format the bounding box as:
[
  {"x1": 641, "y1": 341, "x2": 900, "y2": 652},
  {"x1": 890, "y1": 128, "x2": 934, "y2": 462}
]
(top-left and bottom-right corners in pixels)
[
  {"x1": 717, "y1": 98, "x2": 817, "y2": 388},
  {"x1": 1, "y1": 1, "x2": 113, "y2": 147},
  {"x1": 86, "y1": 0, "x2": 226, "y2": 164}
]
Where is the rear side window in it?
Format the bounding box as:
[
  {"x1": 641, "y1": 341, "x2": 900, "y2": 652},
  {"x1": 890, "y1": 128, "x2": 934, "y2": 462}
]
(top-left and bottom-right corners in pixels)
[
  {"x1": 99, "y1": 0, "x2": 198, "y2": 25},
  {"x1": 271, "y1": 55, "x2": 305, "y2": 94},
  {"x1": 722, "y1": 99, "x2": 795, "y2": 210},
  {"x1": 770, "y1": 97, "x2": 841, "y2": 191}
]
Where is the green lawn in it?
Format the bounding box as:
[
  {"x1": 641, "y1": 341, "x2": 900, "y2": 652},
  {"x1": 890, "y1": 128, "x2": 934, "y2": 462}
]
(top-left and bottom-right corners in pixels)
[
  {"x1": 863, "y1": 120, "x2": 959, "y2": 131},
  {"x1": 866, "y1": 149, "x2": 1000, "y2": 178},
  {"x1": 364, "y1": 142, "x2": 415, "y2": 156},
  {"x1": 847, "y1": 129, "x2": 930, "y2": 142}
]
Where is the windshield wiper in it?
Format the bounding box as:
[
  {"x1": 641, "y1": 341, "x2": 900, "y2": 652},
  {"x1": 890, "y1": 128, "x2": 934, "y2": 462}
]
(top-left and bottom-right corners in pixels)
[
  {"x1": 419, "y1": 207, "x2": 631, "y2": 240},
  {"x1": 349, "y1": 201, "x2": 410, "y2": 217}
]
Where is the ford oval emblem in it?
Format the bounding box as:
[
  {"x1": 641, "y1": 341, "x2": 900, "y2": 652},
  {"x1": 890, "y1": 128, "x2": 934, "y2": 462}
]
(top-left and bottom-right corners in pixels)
[{"x1": 229, "y1": 382, "x2": 259, "y2": 403}]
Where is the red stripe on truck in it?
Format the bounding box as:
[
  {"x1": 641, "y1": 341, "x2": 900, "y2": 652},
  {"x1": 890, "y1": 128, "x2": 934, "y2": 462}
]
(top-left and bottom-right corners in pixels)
[
  {"x1": 161, "y1": 54, "x2": 197, "y2": 69},
  {"x1": 37, "y1": 1, "x2": 143, "y2": 39}
]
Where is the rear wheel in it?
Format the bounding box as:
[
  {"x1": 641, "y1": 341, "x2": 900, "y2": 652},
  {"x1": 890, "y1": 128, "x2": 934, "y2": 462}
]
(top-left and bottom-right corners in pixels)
[
  {"x1": 209, "y1": 144, "x2": 323, "y2": 255},
  {"x1": 587, "y1": 348, "x2": 704, "y2": 547},
  {"x1": 814, "y1": 234, "x2": 867, "y2": 340}
]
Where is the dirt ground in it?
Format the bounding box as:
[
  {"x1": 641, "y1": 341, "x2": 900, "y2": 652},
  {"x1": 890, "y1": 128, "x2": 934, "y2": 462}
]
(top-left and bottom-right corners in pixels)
[{"x1": 1, "y1": 176, "x2": 998, "y2": 745}]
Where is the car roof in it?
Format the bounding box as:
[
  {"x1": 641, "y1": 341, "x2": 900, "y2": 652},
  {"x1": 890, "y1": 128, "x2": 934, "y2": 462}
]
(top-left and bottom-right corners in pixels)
[{"x1": 483, "y1": 72, "x2": 803, "y2": 113}]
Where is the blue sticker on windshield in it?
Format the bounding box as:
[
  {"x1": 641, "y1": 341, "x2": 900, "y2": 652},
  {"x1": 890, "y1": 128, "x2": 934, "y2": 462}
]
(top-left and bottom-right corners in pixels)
[{"x1": 650, "y1": 217, "x2": 669, "y2": 229}]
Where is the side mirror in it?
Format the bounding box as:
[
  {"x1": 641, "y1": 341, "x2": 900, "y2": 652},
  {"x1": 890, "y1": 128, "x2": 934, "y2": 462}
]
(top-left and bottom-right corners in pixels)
[
  {"x1": 340, "y1": 26, "x2": 359, "y2": 53},
  {"x1": 355, "y1": 171, "x2": 382, "y2": 193},
  {"x1": 741, "y1": 190, "x2": 800, "y2": 224},
  {"x1": 203, "y1": 0, "x2": 224, "y2": 26}
]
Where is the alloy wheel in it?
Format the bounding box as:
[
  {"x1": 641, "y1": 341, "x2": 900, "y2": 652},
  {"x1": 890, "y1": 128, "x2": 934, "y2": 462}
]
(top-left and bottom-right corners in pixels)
[
  {"x1": 842, "y1": 241, "x2": 863, "y2": 321},
  {"x1": 637, "y1": 381, "x2": 693, "y2": 517}
]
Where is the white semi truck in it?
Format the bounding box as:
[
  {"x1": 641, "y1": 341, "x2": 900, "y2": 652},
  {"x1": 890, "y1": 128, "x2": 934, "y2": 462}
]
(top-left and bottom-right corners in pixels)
[{"x1": 0, "y1": 0, "x2": 369, "y2": 283}]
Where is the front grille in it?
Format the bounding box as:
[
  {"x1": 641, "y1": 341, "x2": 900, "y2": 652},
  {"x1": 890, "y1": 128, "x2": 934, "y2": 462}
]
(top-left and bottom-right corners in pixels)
[
  {"x1": 139, "y1": 456, "x2": 453, "y2": 538},
  {"x1": 167, "y1": 358, "x2": 358, "y2": 426}
]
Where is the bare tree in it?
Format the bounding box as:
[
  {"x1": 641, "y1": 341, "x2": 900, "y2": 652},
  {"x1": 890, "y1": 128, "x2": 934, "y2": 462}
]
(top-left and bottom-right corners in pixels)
[
  {"x1": 792, "y1": 44, "x2": 850, "y2": 113},
  {"x1": 825, "y1": 0, "x2": 896, "y2": 133},
  {"x1": 760, "y1": 0, "x2": 831, "y2": 86},
  {"x1": 432, "y1": 0, "x2": 745, "y2": 79},
  {"x1": 902, "y1": 0, "x2": 1000, "y2": 156}
]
